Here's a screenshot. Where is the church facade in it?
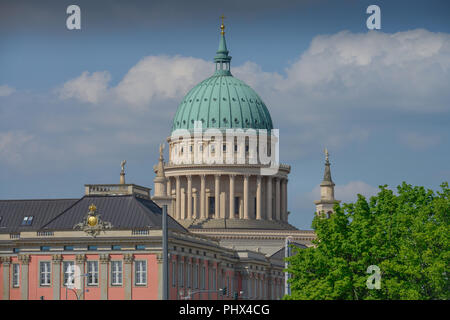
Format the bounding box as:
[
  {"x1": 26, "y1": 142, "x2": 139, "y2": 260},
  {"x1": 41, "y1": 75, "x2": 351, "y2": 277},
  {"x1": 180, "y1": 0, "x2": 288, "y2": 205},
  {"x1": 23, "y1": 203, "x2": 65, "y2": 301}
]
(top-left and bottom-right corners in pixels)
[{"x1": 0, "y1": 23, "x2": 339, "y2": 300}]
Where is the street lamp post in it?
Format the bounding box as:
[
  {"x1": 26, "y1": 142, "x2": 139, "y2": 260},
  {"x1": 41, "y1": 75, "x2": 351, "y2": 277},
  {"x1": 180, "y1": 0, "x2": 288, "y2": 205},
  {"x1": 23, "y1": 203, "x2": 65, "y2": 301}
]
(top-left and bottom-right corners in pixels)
[
  {"x1": 284, "y1": 236, "x2": 293, "y2": 297},
  {"x1": 162, "y1": 204, "x2": 169, "y2": 300}
]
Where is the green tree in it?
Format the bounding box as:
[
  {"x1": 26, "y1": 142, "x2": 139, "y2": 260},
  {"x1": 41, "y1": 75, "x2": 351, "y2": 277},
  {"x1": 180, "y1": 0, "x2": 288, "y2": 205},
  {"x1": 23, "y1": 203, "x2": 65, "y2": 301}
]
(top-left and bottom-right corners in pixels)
[{"x1": 285, "y1": 182, "x2": 449, "y2": 300}]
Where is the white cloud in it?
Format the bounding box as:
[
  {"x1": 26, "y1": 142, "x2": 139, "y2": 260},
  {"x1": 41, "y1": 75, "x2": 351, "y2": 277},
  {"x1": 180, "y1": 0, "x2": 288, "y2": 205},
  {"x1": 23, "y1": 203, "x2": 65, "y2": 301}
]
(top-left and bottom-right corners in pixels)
[
  {"x1": 278, "y1": 29, "x2": 450, "y2": 112},
  {"x1": 58, "y1": 71, "x2": 111, "y2": 104},
  {"x1": 0, "y1": 131, "x2": 34, "y2": 165},
  {"x1": 398, "y1": 131, "x2": 441, "y2": 151},
  {"x1": 113, "y1": 55, "x2": 211, "y2": 108},
  {"x1": 0, "y1": 85, "x2": 15, "y2": 97},
  {"x1": 8, "y1": 29, "x2": 450, "y2": 173}
]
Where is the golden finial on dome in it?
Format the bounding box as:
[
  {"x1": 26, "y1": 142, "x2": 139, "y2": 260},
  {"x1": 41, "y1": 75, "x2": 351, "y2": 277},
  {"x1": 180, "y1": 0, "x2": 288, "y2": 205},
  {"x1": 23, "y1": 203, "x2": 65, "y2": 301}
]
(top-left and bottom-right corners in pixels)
[
  {"x1": 220, "y1": 14, "x2": 226, "y2": 35},
  {"x1": 88, "y1": 203, "x2": 97, "y2": 212}
]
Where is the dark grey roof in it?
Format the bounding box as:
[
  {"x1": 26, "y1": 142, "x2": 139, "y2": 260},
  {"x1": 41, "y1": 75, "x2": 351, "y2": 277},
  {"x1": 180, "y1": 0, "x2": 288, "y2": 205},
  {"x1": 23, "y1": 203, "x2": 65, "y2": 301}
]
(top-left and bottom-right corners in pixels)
[
  {"x1": 41, "y1": 195, "x2": 186, "y2": 232},
  {"x1": 270, "y1": 242, "x2": 307, "y2": 260},
  {"x1": 0, "y1": 199, "x2": 78, "y2": 233}
]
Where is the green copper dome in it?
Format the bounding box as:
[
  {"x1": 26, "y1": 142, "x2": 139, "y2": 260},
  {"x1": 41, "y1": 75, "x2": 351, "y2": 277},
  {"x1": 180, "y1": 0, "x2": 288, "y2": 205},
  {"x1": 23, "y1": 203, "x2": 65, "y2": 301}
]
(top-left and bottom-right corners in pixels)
[{"x1": 171, "y1": 25, "x2": 273, "y2": 132}]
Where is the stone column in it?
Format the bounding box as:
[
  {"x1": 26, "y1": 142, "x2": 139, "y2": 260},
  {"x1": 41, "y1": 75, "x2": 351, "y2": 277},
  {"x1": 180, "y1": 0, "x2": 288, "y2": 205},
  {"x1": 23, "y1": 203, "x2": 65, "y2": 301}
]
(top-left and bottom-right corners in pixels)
[
  {"x1": 266, "y1": 177, "x2": 273, "y2": 220},
  {"x1": 214, "y1": 174, "x2": 220, "y2": 219},
  {"x1": 52, "y1": 254, "x2": 62, "y2": 300},
  {"x1": 243, "y1": 174, "x2": 249, "y2": 219},
  {"x1": 200, "y1": 174, "x2": 206, "y2": 219},
  {"x1": 187, "y1": 175, "x2": 192, "y2": 219},
  {"x1": 256, "y1": 176, "x2": 262, "y2": 220},
  {"x1": 193, "y1": 190, "x2": 198, "y2": 219},
  {"x1": 166, "y1": 177, "x2": 171, "y2": 198},
  {"x1": 229, "y1": 174, "x2": 235, "y2": 219},
  {"x1": 75, "y1": 254, "x2": 86, "y2": 300},
  {"x1": 282, "y1": 179, "x2": 288, "y2": 222},
  {"x1": 175, "y1": 176, "x2": 181, "y2": 220},
  {"x1": 18, "y1": 255, "x2": 30, "y2": 300},
  {"x1": 1, "y1": 256, "x2": 11, "y2": 300},
  {"x1": 124, "y1": 253, "x2": 134, "y2": 300},
  {"x1": 275, "y1": 178, "x2": 281, "y2": 221},
  {"x1": 99, "y1": 254, "x2": 110, "y2": 300}
]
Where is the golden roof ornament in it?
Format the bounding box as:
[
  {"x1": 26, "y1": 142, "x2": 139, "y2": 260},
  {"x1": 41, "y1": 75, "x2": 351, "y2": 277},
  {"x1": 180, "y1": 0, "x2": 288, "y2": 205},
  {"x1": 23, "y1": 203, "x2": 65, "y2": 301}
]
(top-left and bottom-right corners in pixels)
[
  {"x1": 220, "y1": 14, "x2": 226, "y2": 35},
  {"x1": 74, "y1": 203, "x2": 112, "y2": 237}
]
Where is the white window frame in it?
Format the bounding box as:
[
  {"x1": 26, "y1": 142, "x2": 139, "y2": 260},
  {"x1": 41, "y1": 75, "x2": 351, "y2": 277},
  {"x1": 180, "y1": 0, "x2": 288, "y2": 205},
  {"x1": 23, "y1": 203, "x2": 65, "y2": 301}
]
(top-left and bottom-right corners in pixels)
[
  {"x1": 201, "y1": 266, "x2": 205, "y2": 290},
  {"x1": 12, "y1": 264, "x2": 20, "y2": 288},
  {"x1": 87, "y1": 261, "x2": 99, "y2": 286},
  {"x1": 63, "y1": 261, "x2": 75, "y2": 287},
  {"x1": 194, "y1": 264, "x2": 198, "y2": 289},
  {"x1": 172, "y1": 261, "x2": 176, "y2": 287},
  {"x1": 212, "y1": 268, "x2": 216, "y2": 290},
  {"x1": 187, "y1": 263, "x2": 191, "y2": 288},
  {"x1": 111, "y1": 261, "x2": 123, "y2": 286},
  {"x1": 178, "y1": 262, "x2": 184, "y2": 287},
  {"x1": 39, "y1": 261, "x2": 51, "y2": 286},
  {"x1": 135, "y1": 260, "x2": 147, "y2": 286}
]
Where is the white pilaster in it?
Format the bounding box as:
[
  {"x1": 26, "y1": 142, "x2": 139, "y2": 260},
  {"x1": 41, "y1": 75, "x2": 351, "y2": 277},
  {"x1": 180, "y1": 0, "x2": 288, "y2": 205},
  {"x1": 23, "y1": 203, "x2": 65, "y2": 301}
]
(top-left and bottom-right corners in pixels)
[
  {"x1": 243, "y1": 174, "x2": 249, "y2": 220},
  {"x1": 266, "y1": 177, "x2": 273, "y2": 220}
]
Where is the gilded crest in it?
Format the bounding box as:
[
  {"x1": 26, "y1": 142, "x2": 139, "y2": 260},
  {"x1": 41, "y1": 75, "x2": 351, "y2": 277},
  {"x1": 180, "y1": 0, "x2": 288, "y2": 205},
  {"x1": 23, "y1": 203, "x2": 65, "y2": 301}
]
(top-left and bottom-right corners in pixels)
[{"x1": 74, "y1": 203, "x2": 112, "y2": 237}]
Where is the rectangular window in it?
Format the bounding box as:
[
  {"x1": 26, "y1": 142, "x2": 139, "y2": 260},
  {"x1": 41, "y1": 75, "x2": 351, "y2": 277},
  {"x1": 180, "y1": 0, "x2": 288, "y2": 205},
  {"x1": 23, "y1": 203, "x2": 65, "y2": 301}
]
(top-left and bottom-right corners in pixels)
[
  {"x1": 186, "y1": 264, "x2": 191, "y2": 288},
  {"x1": 63, "y1": 261, "x2": 75, "y2": 286},
  {"x1": 13, "y1": 248, "x2": 20, "y2": 253},
  {"x1": 12, "y1": 264, "x2": 20, "y2": 288},
  {"x1": 201, "y1": 266, "x2": 205, "y2": 289},
  {"x1": 39, "y1": 261, "x2": 51, "y2": 286},
  {"x1": 111, "y1": 245, "x2": 121, "y2": 251},
  {"x1": 178, "y1": 262, "x2": 184, "y2": 287},
  {"x1": 64, "y1": 246, "x2": 74, "y2": 251},
  {"x1": 172, "y1": 261, "x2": 176, "y2": 287},
  {"x1": 21, "y1": 216, "x2": 34, "y2": 226},
  {"x1": 40, "y1": 246, "x2": 50, "y2": 251},
  {"x1": 111, "y1": 261, "x2": 123, "y2": 285},
  {"x1": 135, "y1": 260, "x2": 147, "y2": 286},
  {"x1": 136, "y1": 245, "x2": 145, "y2": 250},
  {"x1": 223, "y1": 144, "x2": 227, "y2": 151},
  {"x1": 194, "y1": 264, "x2": 198, "y2": 289},
  {"x1": 87, "y1": 261, "x2": 99, "y2": 286},
  {"x1": 208, "y1": 197, "x2": 215, "y2": 215},
  {"x1": 234, "y1": 197, "x2": 240, "y2": 215}
]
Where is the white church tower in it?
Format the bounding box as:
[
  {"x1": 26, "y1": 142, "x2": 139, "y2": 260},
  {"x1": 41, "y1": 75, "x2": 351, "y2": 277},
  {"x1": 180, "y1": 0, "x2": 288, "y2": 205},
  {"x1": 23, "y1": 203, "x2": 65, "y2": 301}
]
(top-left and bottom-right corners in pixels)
[{"x1": 314, "y1": 149, "x2": 340, "y2": 217}]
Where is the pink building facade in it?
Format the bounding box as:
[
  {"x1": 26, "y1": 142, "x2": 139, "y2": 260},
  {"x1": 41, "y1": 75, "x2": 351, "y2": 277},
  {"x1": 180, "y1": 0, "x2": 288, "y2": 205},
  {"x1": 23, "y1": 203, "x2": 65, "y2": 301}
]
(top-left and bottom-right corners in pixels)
[{"x1": 0, "y1": 190, "x2": 286, "y2": 300}]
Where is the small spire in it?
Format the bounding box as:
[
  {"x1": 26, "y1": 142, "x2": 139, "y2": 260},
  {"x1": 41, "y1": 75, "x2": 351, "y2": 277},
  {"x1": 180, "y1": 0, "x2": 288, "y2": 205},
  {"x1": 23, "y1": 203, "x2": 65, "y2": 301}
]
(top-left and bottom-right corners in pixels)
[
  {"x1": 214, "y1": 15, "x2": 232, "y2": 75},
  {"x1": 321, "y1": 148, "x2": 333, "y2": 185}
]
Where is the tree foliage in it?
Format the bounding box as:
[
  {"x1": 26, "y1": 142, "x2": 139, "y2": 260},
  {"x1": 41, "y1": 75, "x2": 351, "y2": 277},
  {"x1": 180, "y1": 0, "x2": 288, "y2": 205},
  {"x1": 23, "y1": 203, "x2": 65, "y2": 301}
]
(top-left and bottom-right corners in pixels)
[{"x1": 285, "y1": 182, "x2": 449, "y2": 300}]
